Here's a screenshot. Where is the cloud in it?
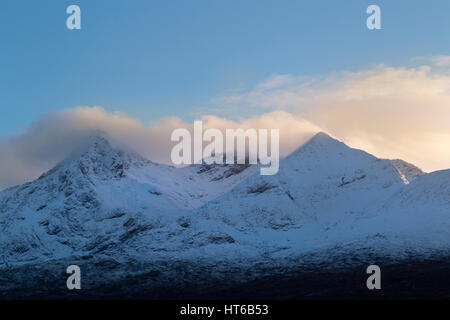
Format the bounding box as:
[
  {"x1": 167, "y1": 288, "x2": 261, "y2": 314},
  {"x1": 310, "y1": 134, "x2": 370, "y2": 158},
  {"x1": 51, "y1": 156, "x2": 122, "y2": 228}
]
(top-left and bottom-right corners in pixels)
[
  {"x1": 430, "y1": 55, "x2": 450, "y2": 68},
  {"x1": 0, "y1": 107, "x2": 320, "y2": 190},
  {"x1": 216, "y1": 64, "x2": 450, "y2": 173},
  {"x1": 2, "y1": 59, "x2": 450, "y2": 190}
]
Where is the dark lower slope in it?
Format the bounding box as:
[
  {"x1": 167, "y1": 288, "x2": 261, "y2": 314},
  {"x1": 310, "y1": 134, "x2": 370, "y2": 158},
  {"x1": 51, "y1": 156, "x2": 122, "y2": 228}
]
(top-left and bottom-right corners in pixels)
[{"x1": 1, "y1": 252, "x2": 449, "y2": 300}]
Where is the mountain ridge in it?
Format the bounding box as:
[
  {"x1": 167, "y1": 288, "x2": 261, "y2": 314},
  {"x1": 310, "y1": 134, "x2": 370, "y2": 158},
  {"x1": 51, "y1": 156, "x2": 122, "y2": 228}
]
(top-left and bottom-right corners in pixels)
[{"x1": 0, "y1": 133, "x2": 448, "y2": 296}]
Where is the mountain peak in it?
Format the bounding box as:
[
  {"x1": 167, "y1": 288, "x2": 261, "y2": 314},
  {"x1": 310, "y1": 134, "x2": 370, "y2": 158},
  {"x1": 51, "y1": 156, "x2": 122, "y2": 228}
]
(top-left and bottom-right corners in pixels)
[
  {"x1": 308, "y1": 131, "x2": 340, "y2": 144},
  {"x1": 312, "y1": 131, "x2": 333, "y2": 139},
  {"x1": 71, "y1": 135, "x2": 128, "y2": 180},
  {"x1": 287, "y1": 131, "x2": 348, "y2": 159},
  {"x1": 75, "y1": 134, "x2": 158, "y2": 179},
  {"x1": 83, "y1": 134, "x2": 115, "y2": 158},
  {"x1": 37, "y1": 133, "x2": 153, "y2": 184}
]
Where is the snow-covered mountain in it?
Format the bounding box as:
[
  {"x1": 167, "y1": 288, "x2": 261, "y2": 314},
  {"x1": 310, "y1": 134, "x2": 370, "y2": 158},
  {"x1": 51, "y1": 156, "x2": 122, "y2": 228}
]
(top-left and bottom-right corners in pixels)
[
  {"x1": 0, "y1": 136, "x2": 256, "y2": 266},
  {"x1": 0, "y1": 132, "x2": 448, "y2": 297},
  {"x1": 197, "y1": 132, "x2": 414, "y2": 230}
]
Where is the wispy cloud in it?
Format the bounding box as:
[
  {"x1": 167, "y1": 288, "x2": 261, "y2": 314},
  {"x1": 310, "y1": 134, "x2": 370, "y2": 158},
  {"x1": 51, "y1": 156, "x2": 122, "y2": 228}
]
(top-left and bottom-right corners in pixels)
[
  {"x1": 213, "y1": 62, "x2": 450, "y2": 173},
  {"x1": 430, "y1": 55, "x2": 450, "y2": 68}
]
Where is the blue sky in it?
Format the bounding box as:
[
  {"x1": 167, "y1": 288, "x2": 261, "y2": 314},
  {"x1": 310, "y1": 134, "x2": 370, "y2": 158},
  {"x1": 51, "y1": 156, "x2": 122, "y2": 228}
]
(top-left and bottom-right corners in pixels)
[{"x1": 1, "y1": 0, "x2": 450, "y2": 136}]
